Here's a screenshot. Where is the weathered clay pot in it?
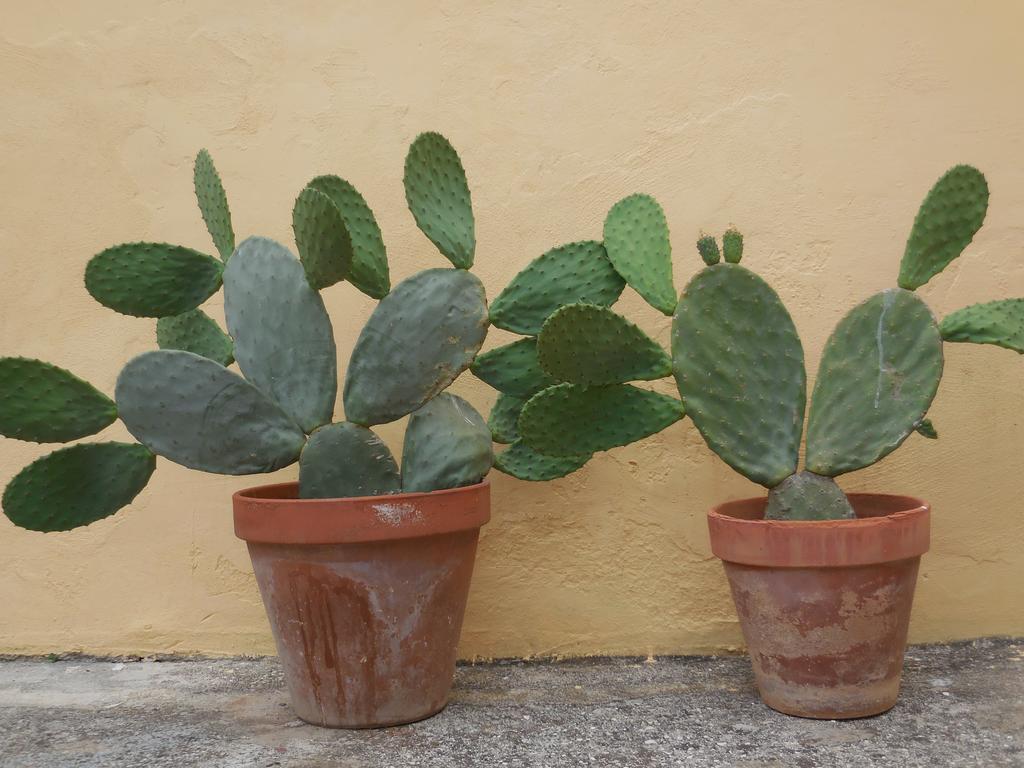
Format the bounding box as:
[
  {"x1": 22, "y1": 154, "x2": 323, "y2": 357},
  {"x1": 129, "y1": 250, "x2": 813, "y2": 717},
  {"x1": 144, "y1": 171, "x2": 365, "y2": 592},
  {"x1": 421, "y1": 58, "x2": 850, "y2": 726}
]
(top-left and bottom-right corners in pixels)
[
  {"x1": 707, "y1": 493, "x2": 930, "y2": 719},
  {"x1": 233, "y1": 480, "x2": 490, "y2": 729}
]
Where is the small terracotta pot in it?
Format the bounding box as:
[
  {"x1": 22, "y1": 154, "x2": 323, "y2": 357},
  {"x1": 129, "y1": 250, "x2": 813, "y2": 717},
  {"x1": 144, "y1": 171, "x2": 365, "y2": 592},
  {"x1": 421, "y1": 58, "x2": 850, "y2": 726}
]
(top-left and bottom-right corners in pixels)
[
  {"x1": 233, "y1": 480, "x2": 490, "y2": 729},
  {"x1": 707, "y1": 493, "x2": 929, "y2": 719}
]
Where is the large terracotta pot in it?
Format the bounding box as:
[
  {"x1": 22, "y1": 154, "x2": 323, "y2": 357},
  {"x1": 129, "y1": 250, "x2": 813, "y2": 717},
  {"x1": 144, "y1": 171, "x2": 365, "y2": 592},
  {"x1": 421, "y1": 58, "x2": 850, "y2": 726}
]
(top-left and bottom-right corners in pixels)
[
  {"x1": 707, "y1": 493, "x2": 930, "y2": 719},
  {"x1": 233, "y1": 480, "x2": 490, "y2": 729}
]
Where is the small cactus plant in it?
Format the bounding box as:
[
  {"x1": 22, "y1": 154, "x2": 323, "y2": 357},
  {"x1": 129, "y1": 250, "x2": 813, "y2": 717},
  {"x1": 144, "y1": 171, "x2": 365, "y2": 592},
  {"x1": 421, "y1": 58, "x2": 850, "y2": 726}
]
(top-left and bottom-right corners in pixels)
[
  {"x1": 488, "y1": 165, "x2": 1020, "y2": 520},
  {"x1": 0, "y1": 133, "x2": 521, "y2": 532}
]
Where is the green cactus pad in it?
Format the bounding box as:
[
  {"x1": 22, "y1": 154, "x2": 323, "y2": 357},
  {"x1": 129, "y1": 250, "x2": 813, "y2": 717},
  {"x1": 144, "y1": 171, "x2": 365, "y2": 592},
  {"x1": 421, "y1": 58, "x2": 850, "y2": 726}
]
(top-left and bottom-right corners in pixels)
[
  {"x1": 805, "y1": 288, "x2": 943, "y2": 477},
  {"x1": 0, "y1": 358, "x2": 117, "y2": 443},
  {"x1": 193, "y1": 149, "x2": 235, "y2": 261},
  {"x1": 537, "y1": 304, "x2": 671, "y2": 387},
  {"x1": 115, "y1": 350, "x2": 305, "y2": 474},
  {"x1": 602, "y1": 194, "x2": 676, "y2": 315},
  {"x1": 764, "y1": 471, "x2": 855, "y2": 521},
  {"x1": 488, "y1": 393, "x2": 524, "y2": 444},
  {"x1": 344, "y1": 268, "x2": 488, "y2": 425},
  {"x1": 85, "y1": 243, "x2": 223, "y2": 318},
  {"x1": 519, "y1": 382, "x2": 684, "y2": 457},
  {"x1": 292, "y1": 186, "x2": 353, "y2": 290},
  {"x1": 307, "y1": 175, "x2": 390, "y2": 298},
  {"x1": 697, "y1": 235, "x2": 720, "y2": 266},
  {"x1": 671, "y1": 264, "x2": 805, "y2": 487},
  {"x1": 916, "y1": 418, "x2": 938, "y2": 439},
  {"x1": 156, "y1": 309, "x2": 234, "y2": 367},
  {"x1": 298, "y1": 422, "x2": 400, "y2": 499},
  {"x1": 494, "y1": 440, "x2": 591, "y2": 482},
  {"x1": 897, "y1": 165, "x2": 989, "y2": 291},
  {"x1": 722, "y1": 229, "x2": 743, "y2": 264},
  {"x1": 470, "y1": 337, "x2": 557, "y2": 398},
  {"x1": 940, "y1": 298, "x2": 1024, "y2": 354},
  {"x1": 488, "y1": 241, "x2": 626, "y2": 335},
  {"x1": 404, "y1": 132, "x2": 475, "y2": 268},
  {"x1": 224, "y1": 237, "x2": 337, "y2": 433},
  {"x1": 401, "y1": 393, "x2": 493, "y2": 493},
  {"x1": 2, "y1": 442, "x2": 155, "y2": 532}
]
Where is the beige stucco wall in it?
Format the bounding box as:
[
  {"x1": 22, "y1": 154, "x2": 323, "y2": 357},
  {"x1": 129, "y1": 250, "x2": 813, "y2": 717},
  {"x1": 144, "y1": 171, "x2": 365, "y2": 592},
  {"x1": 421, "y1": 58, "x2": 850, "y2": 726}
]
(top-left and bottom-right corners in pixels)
[{"x1": 2, "y1": 1, "x2": 1023, "y2": 658}]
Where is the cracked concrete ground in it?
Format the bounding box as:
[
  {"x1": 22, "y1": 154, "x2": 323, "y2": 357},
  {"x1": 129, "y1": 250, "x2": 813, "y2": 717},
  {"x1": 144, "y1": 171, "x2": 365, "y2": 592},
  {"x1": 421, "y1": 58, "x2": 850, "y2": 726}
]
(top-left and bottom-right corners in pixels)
[{"x1": 0, "y1": 638, "x2": 1020, "y2": 767}]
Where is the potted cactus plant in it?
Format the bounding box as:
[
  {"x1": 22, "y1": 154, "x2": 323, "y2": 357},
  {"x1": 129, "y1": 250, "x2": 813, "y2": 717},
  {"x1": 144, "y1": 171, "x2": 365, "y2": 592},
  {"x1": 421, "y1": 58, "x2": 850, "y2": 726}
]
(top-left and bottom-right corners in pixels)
[
  {"x1": 0, "y1": 133, "x2": 572, "y2": 728},
  {"x1": 485, "y1": 166, "x2": 1019, "y2": 718}
]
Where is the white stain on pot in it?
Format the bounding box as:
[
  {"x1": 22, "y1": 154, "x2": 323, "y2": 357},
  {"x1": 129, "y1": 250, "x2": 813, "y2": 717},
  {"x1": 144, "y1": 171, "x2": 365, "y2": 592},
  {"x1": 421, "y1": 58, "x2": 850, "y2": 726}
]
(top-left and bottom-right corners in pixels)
[{"x1": 372, "y1": 502, "x2": 423, "y2": 526}]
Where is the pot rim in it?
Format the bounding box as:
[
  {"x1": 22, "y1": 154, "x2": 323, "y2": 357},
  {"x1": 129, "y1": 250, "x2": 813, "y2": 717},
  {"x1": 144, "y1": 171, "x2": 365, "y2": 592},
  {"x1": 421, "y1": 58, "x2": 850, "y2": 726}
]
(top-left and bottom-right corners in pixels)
[
  {"x1": 707, "y1": 492, "x2": 930, "y2": 568},
  {"x1": 233, "y1": 479, "x2": 490, "y2": 545}
]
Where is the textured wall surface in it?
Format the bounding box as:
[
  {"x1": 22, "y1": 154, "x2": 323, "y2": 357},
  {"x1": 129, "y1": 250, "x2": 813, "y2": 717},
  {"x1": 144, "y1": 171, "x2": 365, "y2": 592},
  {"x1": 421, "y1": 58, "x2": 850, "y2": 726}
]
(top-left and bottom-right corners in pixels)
[{"x1": 2, "y1": 1, "x2": 1023, "y2": 657}]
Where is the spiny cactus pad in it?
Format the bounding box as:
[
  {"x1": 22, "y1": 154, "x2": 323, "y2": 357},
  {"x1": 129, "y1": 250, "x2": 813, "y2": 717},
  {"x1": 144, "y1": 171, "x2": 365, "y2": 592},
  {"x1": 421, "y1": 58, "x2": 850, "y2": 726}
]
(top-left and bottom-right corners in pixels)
[
  {"x1": 764, "y1": 471, "x2": 855, "y2": 521},
  {"x1": 401, "y1": 393, "x2": 493, "y2": 493},
  {"x1": 470, "y1": 337, "x2": 557, "y2": 398},
  {"x1": 519, "y1": 382, "x2": 684, "y2": 456},
  {"x1": 307, "y1": 175, "x2": 390, "y2": 298},
  {"x1": 224, "y1": 237, "x2": 337, "y2": 433},
  {"x1": 116, "y1": 350, "x2": 305, "y2": 474},
  {"x1": 193, "y1": 149, "x2": 235, "y2": 261},
  {"x1": 805, "y1": 288, "x2": 943, "y2": 477},
  {"x1": 940, "y1": 298, "x2": 1024, "y2": 354},
  {"x1": 344, "y1": 268, "x2": 488, "y2": 425},
  {"x1": 488, "y1": 241, "x2": 626, "y2": 335},
  {"x1": 404, "y1": 132, "x2": 475, "y2": 268},
  {"x1": 156, "y1": 309, "x2": 234, "y2": 367},
  {"x1": 898, "y1": 165, "x2": 989, "y2": 291},
  {"x1": 2, "y1": 442, "x2": 155, "y2": 532},
  {"x1": 488, "y1": 393, "x2": 524, "y2": 444},
  {"x1": 0, "y1": 358, "x2": 117, "y2": 443},
  {"x1": 697, "y1": 235, "x2": 720, "y2": 266},
  {"x1": 292, "y1": 186, "x2": 353, "y2": 290},
  {"x1": 494, "y1": 440, "x2": 591, "y2": 482},
  {"x1": 85, "y1": 243, "x2": 223, "y2": 318},
  {"x1": 722, "y1": 229, "x2": 743, "y2": 264},
  {"x1": 537, "y1": 303, "x2": 671, "y2": 387},
  {"x1": 298, "y1": 422, "x2": 400, "y2": 499},
  {"x1": 672, "y1": 264, "x2": 805, "y2": 487},
  {"x1": 602, "y1": 194, "x2": 676, "y2": 315}
]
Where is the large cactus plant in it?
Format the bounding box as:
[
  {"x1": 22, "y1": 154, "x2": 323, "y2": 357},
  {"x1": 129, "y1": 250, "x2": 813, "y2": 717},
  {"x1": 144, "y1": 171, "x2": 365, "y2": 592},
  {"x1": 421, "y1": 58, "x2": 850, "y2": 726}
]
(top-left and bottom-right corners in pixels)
[
  {"x1": 488, "y1": 165, "x2": 1018, "y2": 520},
  {"x1": 1, "y1": 134, "x2": 509, "y2": 532}
]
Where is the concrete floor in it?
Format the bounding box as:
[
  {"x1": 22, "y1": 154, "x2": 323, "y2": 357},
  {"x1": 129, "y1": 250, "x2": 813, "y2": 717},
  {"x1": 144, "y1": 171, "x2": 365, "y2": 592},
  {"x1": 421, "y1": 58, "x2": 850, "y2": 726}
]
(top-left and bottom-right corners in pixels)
[{"x1": 0, "y1": 638, "x2": 1021, "y2": 768}]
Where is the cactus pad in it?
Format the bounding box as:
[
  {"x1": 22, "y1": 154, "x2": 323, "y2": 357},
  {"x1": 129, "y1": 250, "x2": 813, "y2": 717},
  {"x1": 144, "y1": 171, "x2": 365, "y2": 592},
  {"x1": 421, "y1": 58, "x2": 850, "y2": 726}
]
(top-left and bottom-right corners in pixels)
[
  {"x1": 224, "y1": 237, "x2": 337, "y2": 433},
  {"x1": 344, "y1": 268, "x2": 488, "y2": 425},
  {"x1": 697, "y1": 235, "x2": 720, "y2": 266},
  {"x1": 2, "y1": 442, "x2": 155, "y2": 532},
  {"x1": 764, "y1": 471, "x2": 855, "y2": 521},
  {"x1": 672, "y1": 264, "x2": 805, "y2": 487},
  {"x1": 401, "y1": 393, "x2": 493, "y2": 493},
  {"x1": 0, "y1": 358, "x2": 117, "y2": 443},
  {"x1": 602, "y1": 194, "x2": 676, "y2": 315},
  {"x1": 292, "y1": 186, "x2": 353, "y2": 290},
  {"x1": 115, "y1": 350, "x2": 305, "y2": 474},
  {"x1": 404, "y1": 132, "x2": 475, "y2": 268},
  {"x1": 470, "y1": 337, "x2": 557, "y2": 398},
  {"x1": 85, "y1": 243, "x2": 223, "y2": 318},
  {"x1": 898, "y1": 165, "x2": 989, "y2": 291},
  {"x1": 307, "y1": 175, "x2": 390, "y2": 298},
  {"x1": 488, "y1": 393, "x2": 524, "y2": 444},
  {"x1": 298, "y1": 422, "x2": 400, "y2": 499},
  {"x1": 806, "y1": 288, "x2": 943, "y2": 476},
  {"x1": 537, "y1": 303, "x2": 671, "y2": 386},
  {"x1": 488, "y1": 241, "x2": 626, "y2": 335},
  {"x1": 494, "y1": 440, "x2": 591, "y2": 482},
  {"x1": 940, "y1": 298, "x2": 1024, "y2": 354},
  {"x1": 519, "y1": 382, "x2": 684, "y2": 456},
  {"x1": 193, "y1": 149, "x2": 235, "y2": 261},
  {"x1": 156, "y1": 309, "x2": 234, "y2": 367},
  {"x1": 916, "y1": 418, "x2": 938, "y2": 439},
  {"x1": 722, "y1": 229, "x2": 743, "y2": 264}
]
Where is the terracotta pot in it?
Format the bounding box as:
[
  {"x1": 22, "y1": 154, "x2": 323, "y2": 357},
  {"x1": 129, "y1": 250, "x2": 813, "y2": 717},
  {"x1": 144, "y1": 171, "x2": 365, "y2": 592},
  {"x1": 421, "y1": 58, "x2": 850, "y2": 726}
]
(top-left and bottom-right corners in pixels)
[
  {"x1": 707, "y1": 493, "x2": 930, "y2": 719},
  {"x1": 233, "y1": 480, "x2": 490, "y2": 729}
]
